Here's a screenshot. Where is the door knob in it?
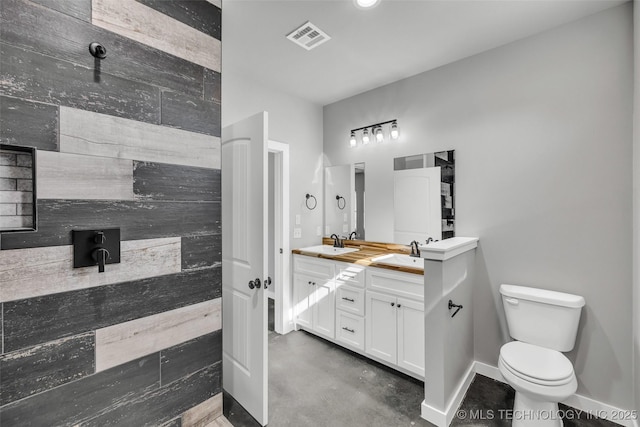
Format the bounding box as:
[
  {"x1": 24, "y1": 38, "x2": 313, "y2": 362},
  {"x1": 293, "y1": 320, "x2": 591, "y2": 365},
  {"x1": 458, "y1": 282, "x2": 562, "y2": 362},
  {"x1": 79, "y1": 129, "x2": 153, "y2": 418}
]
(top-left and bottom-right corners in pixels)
[{"x1": 248, "y1": 278, "x2": 262, "y2": 290}]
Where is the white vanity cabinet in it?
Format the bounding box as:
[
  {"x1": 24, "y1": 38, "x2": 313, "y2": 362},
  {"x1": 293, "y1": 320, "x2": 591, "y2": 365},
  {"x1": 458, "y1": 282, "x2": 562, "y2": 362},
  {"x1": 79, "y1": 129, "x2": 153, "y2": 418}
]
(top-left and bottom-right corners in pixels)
[
  {"x1": 365, "y1": 268, "x2": 425, "y2": 377},
  {"x1": 293, "y1": 253, "x2": 425, "y2": 379},
  {"x1": 293, "y1": 256, "x2": 335, "y2": 339}
]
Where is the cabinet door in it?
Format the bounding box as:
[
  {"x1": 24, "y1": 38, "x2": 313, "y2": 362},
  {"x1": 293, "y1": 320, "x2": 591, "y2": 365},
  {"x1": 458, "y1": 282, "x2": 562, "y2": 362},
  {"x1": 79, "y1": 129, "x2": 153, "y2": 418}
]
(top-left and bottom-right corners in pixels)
[
  {"x1": 313, "y1": 279, "x2": 335, "y2": 339},
  {"x1": 365, "y1": 291, "x2": 397, "y2": 364},
  {"x1": 293, "y1": 274, "x2": 314, "y2": 329},
  {"x1": 397, "y1": 297, "x2": 425, "y2": 377}
]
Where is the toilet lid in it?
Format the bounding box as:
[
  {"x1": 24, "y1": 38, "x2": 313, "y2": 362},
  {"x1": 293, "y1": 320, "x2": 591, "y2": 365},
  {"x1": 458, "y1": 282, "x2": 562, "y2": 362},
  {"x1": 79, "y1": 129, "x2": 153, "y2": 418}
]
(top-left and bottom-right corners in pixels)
[{"x1": 500, "y1": 341, "x2": 574, "y2": 383}]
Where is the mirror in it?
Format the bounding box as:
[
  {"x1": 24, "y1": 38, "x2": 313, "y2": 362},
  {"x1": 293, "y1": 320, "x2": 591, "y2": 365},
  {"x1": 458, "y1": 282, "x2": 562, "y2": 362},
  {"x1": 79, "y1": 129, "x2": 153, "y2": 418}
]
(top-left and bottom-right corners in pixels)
[
  {"x1": 0, "y1": 144, "x2": 37, "y2": 232},
  {"x1": 324, "y1": 164, "x2": 354, "y2": 238},
  {"x1": 324, "y1": 150, "x2": 454, "y2": 244}
]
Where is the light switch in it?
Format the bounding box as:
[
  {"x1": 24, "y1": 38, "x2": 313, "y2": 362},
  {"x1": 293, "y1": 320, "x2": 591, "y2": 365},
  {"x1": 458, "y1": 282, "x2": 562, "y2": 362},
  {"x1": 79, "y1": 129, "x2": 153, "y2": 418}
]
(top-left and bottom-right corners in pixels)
[
  {"x1": 316, "y1": 226, "x2": 321, "y2": 236},
  {"x1": 293, "y1": 228, "x2": 302, "y2": 238},
  {"x1": 325, "y1": 225, "x2": 330, "y2": 235},
  {"x1": 342, "y1": 224, "x2": 348, "y2": 233},
  {"x1": 295, "y1": 214, "x2": 301, "y2": 225},
  {"x1": 343, "y1": 213, "x2": 348, "y2": 222}
]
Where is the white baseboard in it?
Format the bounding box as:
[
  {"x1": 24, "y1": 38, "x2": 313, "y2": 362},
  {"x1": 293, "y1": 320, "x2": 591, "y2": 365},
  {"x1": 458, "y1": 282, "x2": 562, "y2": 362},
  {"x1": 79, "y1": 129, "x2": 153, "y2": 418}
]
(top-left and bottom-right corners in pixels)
[
  {"x1": 421, "y1": 362, "x2": 476, "y2": 427},
  {"x1": 471, "y1": 362, "x2": 639, "y2": 427}
]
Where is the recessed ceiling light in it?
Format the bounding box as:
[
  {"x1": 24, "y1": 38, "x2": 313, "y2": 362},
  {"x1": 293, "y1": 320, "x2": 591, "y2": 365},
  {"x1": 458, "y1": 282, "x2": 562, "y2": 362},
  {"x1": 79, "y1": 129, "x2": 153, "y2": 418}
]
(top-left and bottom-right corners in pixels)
[{"x1": 355, "y1": 0, "x2": 380, "y2": 9}]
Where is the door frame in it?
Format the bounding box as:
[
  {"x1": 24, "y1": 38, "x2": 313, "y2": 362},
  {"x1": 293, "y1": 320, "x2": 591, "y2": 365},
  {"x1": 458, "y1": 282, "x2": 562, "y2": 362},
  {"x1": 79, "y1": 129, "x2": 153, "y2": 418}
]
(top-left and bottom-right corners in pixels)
[{"x1": 268, "y1": 140, "x2": 293, "y2": 334}]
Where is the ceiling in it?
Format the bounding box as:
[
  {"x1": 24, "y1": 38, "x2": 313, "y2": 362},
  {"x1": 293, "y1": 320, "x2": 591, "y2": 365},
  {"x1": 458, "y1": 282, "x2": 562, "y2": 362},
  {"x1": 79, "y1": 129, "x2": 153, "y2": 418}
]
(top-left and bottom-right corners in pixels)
[{"x1": 222, "y1": 0, "x2": 627, "y2": 106}]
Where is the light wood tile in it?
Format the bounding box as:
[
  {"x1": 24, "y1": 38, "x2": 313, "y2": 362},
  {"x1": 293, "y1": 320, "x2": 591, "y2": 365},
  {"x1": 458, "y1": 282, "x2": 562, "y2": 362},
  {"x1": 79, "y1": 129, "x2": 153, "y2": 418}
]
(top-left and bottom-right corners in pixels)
[
  {"x1": 95, "y1": 299, "x2": 221, "y2": 372},
  {"x1": 60, "y1": 107, "x2": 220, "y2": 169},
  {"x1": 92, "y1": 0, "x2": 220, "y2": 71},
  {"x1": 0, "y1": 237, "x2": 181, "y2": 302},
  {"x1": 181, "y1": 393, "x2": 223, "y2": 427},
  {"x1": 38, "y1": 151, "x2": 135, "y2": 200},
  {"x1": 205, "y1": 415, "x2": 233, "y2": 427}
]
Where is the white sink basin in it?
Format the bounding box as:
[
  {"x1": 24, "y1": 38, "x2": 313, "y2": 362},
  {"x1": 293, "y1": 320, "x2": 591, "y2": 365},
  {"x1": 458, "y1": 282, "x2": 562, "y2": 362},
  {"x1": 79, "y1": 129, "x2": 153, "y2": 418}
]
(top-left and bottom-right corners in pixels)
[
  {"x1": 371, "y1": 253, "x2": 424, "y2": 270},
  {"x1": 298, "y1": 245, "x2": 360, "y2": 256}
]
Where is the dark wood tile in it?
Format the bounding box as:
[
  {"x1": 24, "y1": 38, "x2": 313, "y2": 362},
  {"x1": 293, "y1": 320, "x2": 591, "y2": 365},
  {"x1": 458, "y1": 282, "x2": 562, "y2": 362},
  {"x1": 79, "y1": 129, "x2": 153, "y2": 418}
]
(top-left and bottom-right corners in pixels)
[
  {"x1": 224, "y1": 390, "x2": 261, "y2": 427},
  {"x1": 161, "y1": 91, "x2": 220, "y2": 137},
  {"x1": 0, "y1": 332, "x2": 94, "y2": 405},
  {"x1": 161, "y1": 417, "x2": 182, "y2": 427},
  {"x1": 1, "y1": 0, "x2": 204, "y2": 98},
  {"x1": 0, "y1": 353, "x2": 160, "y2": 426},
  {"x1": 135, "y1": 0, "x2": 221, "y2": 41},
  {"x1": 0, "y1": 42, "x2": 160, "y2": 125},
  {"x1": 3, "y1": 267, "x2": 221, "y2": 352},
  {"x1": 181, "y1": 234, "x2": 222, "y2": 270},
  {"x1": 29, "y1": 0, "x2": 91, "y2": 22},
  {"x1": 203, "y1": 68, "x2": 221, "y2": 104},
  {"x1": 0, "y1": 199, "x2": 220, "y2": 249},
  {"x1": 0, "y1": 96, "x2": 58, "y2": 151},
  {"x1": 133, "y1": 162, "x2": 220, "y2": 202},
  {"x1": 84, "y1": 362, "x2": 221, "y2": 426},
  {"x1": 161, "y1": 331, "x2": 222, "y2": 386}
]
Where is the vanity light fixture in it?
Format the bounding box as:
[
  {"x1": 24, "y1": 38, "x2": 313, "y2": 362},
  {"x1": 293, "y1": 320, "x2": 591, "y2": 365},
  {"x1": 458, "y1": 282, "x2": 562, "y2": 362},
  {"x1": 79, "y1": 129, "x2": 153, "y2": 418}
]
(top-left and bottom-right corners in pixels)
[
  {"x1": 390, "y1": 121, "x2": 400, "y2": 140},
  {"x1": 374, "y1": 126, "x2": 384, "y2": 143},
  {"x1": 348, "y1": 119, "x2": 399, "y2": 147},
  {"x1": 349, "y1": 131, "x2": 357, "y2": 147},
  {"x1": 362, "y1": 128, "x2": 370, "y2": 145}
]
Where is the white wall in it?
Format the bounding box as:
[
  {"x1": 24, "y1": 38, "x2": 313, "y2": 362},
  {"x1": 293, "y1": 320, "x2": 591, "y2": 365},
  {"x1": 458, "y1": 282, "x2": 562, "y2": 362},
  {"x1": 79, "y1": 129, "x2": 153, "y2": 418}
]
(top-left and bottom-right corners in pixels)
[
  {"x1": 633, "y1": 0, "x2": 640, "y2": 416},
  {"x1": 324, "y1": 164, "x2": 352, "y2": 237},
  {"x1": 324, "y1": 4, "x2": 634, "y2": 410},
  {"x1": 222, "y1": 73, "x2": 324, "y2": 250}
]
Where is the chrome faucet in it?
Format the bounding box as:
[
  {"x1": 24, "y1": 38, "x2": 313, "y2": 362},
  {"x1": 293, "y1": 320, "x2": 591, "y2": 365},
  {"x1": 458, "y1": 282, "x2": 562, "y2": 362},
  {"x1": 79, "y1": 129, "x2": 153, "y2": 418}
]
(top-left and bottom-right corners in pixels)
[
  {"x1": 330, "y1": 233, "x2": 343, "y2": 248},
  {"x1": 349, "y1": 231, "x2": 357, "y2": 240},
  {"x1": 409, "y1": 240, "x2": 420, "y2": 257}
]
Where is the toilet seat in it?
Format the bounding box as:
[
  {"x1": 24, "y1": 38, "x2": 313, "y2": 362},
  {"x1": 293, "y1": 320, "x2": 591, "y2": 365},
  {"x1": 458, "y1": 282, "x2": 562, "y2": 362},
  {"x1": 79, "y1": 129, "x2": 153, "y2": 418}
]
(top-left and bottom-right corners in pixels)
[{"x1": 500, "y1": 341, "x2": 574, "y2": 386}]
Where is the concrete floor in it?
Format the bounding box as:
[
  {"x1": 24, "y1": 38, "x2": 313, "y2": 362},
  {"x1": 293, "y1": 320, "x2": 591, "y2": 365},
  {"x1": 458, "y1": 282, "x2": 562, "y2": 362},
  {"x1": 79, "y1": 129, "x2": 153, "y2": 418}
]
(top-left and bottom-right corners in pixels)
[{"x1": 225, "y1": 300, "x2": 618, "y2": 427}]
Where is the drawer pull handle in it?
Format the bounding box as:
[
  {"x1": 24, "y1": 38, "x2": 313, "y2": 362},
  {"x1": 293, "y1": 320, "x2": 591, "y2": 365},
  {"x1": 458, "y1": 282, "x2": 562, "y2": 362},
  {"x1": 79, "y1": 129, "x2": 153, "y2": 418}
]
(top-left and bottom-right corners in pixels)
[
  {"x1": 342, "y1": 327, "x2": 355, "y2": 333},
  {"x1": 342, "y1": 297, "x2": 355, "y2": 302},
  {"x1": 390, "y1": 302, "x2": 395, "y2": 307}
]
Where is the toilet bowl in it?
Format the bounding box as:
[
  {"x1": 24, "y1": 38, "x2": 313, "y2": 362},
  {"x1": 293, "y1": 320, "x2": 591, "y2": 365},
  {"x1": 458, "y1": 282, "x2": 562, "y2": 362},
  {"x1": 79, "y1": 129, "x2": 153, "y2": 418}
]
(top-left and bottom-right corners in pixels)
[{"x1": 499, "y1": 284, "x2": 585, "y2": 427}]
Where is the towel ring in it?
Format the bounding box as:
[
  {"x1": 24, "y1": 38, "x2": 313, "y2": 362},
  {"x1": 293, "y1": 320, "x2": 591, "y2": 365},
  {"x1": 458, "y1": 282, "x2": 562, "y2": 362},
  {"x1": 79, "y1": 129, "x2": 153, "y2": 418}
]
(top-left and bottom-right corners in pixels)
[
  {"x1": 336, "y1": 195, "x2": 346, "y2": 210},
  {"x1": 305, "y1": 193, "x2": 317, "y2": 210}
]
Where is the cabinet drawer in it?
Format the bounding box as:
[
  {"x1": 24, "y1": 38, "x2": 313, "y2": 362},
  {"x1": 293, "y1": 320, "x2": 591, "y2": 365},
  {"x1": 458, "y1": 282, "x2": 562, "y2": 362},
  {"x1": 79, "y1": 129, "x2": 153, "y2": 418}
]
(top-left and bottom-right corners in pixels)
[
  {"x1": 336, "y1": 284, "x2": 365, "y2": 316},
  {"x1": 293, "y1": 255, "x2": 335, "y2": 279},
  {"x1": 336, "y1": 311, "x2": 365, "y2": 351},
  {"x1": 366, "y1": 267, "x2": 423, "y2": 300},
  {"x1": 334, "y1": 261, "x2": 365, "y2": 288}
]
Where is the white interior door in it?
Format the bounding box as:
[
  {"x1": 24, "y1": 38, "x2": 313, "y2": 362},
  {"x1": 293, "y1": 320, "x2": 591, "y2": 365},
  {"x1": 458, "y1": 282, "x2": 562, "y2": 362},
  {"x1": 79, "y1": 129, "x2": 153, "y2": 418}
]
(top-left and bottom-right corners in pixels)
[
  {"x1": 222, "y1": 112, "x2": 268, "y2": 425},
  {"x1": 393, "y1": 167, "x2": 442, "y2": 244}
]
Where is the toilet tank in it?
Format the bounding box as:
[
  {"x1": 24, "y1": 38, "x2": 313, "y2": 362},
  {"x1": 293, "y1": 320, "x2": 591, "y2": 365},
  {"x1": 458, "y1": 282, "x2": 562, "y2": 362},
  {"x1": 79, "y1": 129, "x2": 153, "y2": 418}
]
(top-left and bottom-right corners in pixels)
[{"x1": 500, "y1": 284, "x2": 585, "y2": 352}]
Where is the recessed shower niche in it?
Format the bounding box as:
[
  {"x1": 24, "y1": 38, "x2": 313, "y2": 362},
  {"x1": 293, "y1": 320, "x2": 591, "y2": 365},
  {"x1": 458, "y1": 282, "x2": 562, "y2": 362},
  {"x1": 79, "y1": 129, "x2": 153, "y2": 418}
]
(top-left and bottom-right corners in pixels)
[{"x1": 0, "y1": 144, "x2": 37, "y2": 232}]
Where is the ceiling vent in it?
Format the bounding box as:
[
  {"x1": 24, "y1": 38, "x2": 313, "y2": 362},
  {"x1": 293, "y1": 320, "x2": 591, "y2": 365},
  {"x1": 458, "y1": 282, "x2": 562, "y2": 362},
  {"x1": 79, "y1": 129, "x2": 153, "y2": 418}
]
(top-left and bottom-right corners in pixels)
[{"x1": 286, "y1": 21, "x2": 330, "y2": 51}]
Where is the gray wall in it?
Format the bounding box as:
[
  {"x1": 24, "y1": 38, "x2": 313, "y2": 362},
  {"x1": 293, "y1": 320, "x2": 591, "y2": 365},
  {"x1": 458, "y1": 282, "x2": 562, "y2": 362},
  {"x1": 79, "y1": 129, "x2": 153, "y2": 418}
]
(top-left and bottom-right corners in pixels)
[
  {"x1": 324, "y1": 4, "x2": 634, "y2": 409},
  {"x1": 221, "y1": 72, "x2": 324, "y2": 250},
  {"x1": 0, "y1": 0, "x2": 222, "y2": 424},
  {"x1": 634, "y1": 0, "x2": 640, "y2": 416}
]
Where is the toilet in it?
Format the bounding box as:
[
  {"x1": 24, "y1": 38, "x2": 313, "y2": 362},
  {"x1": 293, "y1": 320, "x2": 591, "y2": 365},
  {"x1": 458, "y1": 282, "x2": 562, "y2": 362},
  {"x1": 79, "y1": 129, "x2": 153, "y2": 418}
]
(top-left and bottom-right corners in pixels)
[{"x1": 499, "y1": 284, "x2": 585, "y2": 427}]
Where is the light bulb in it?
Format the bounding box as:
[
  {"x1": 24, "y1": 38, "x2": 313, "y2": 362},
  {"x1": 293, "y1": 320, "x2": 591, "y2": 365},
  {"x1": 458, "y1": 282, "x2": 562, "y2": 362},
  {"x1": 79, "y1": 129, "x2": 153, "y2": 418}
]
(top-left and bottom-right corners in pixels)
[
  {"x1": 349, "y1": 132, "x2": 357, "y2": 147},
  {"x1": 390, "y1": 121, "x2": 399, "y2": 139},
  {"x1": 362, "y1": 128, "x2": 370, "y2": 145},
  {"x1": 355, "y1": 0, "x2": 380, "y2": 8},
  {"x1": 375, "y1": 126, "x2": 384, "y2": 143}
]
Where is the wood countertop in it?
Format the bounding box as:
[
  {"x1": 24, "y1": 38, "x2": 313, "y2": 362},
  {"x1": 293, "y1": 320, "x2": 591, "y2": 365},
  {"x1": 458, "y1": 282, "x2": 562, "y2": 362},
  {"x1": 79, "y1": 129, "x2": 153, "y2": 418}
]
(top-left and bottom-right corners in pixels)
[{"x1": 291, "y1": 238, "x2": 424, "y2": 275}]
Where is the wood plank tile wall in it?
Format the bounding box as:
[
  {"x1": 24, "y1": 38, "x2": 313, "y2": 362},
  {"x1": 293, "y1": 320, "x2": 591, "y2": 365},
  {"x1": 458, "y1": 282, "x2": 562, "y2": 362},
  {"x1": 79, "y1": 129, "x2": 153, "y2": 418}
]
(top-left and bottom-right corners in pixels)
[{"x1": 0, "y1": 0, "x2": 223, "y2": 424}]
